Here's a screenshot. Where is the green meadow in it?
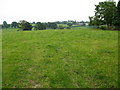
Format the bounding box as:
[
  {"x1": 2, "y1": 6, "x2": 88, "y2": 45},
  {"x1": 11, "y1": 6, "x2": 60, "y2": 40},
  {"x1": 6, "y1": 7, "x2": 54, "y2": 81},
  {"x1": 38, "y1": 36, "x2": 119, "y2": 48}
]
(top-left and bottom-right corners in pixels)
[{"x1": 2, "y1": 27, "x2": 118, "y2": 88}]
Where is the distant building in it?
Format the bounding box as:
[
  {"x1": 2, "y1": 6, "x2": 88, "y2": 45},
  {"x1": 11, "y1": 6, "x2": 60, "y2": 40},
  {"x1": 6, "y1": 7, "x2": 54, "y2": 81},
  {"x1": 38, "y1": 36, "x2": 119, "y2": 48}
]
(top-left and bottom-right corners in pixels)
[
  {"x1": 85, "y1": 22, "x2": 89, "y2": 26},
  {"x1": 77, "y1": 21, "x2": 85, "y2": 26},
  {"x1": 77, "y1": 21, "x2": 89, "y2": 26}
]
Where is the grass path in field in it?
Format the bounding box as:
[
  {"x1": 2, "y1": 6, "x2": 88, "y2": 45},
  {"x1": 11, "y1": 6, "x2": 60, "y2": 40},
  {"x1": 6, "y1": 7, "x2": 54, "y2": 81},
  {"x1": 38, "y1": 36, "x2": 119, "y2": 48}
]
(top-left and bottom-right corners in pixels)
[{"x1": 2, "y1": 28, "x2": 118, "y2": 88}]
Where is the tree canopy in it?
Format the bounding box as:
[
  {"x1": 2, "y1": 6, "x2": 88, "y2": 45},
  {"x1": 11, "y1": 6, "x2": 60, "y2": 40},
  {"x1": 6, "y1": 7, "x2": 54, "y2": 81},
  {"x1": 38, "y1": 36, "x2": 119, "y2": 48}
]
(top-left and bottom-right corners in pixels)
[
  {"x1": 47, "y1": 22, "x2": 57, "y2": 29},
  {"x1": 19, "y1": 20, "x2": 32, "y2": 30},
  {"x1": 67, "y1": 22, "x2": 73, "y2": 27},
  {"x1": 35, "y1": 22, "x2": 46, "y2": 30},
  {"x1": 113, "y1": 0, "x2": 120, "y2": 27},
  {"x1": 11, "y1": 21, "x2": 18, "y2": 28},
  {"x1": 89, "y1": 1, "x2": 116, "y2": 29}
]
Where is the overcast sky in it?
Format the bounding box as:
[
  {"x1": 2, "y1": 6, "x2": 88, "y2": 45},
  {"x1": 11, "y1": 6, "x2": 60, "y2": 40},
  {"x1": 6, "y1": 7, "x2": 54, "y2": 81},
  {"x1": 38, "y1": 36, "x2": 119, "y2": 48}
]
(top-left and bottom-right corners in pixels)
[{"x1": 0, "y1": 0, "x2": 118, "y2": 24}]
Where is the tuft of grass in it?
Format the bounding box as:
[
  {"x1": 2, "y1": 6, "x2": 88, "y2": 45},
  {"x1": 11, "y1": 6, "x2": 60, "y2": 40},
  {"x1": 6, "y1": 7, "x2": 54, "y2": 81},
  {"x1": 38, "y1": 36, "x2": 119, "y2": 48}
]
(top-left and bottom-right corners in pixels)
[{"x1": 2, "y1": 27, "x2": 118, "y2": 88}]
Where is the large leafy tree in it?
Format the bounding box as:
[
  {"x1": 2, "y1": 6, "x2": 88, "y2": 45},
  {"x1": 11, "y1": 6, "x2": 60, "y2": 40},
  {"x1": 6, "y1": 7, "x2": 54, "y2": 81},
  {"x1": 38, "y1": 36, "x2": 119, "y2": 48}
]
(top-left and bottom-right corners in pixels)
[
  {"x1": 89, "y1": 16, "x2": 105, "y2": 28},
  {"x1": 19, "y1": 20, "x2": 32, "y2": 30},
  {"x1": 113, "y1": 0, "x2": 120, "y2": 27},
  {"x1": 89, "y1": 1, "x2": 116, "y2": 28}
]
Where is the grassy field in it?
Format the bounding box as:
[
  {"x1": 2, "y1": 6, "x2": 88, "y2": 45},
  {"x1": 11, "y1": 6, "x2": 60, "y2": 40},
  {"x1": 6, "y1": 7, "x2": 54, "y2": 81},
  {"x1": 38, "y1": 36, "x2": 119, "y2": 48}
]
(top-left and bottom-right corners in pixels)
[{"x1": 2, "y1": 27, "x2": 118, "y2": 88}]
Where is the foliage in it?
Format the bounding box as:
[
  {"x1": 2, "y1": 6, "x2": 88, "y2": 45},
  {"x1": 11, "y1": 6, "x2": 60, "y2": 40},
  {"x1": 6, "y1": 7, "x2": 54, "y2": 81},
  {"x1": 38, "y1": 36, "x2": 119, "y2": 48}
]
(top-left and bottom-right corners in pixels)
[
  {"x1": 19, "y1": 20, "x2": 32, "y2": 30},
  {"x1": 66, "y1": 27, "x2": 71, "y2": 29},
  {"x1": 113, "y1": 0, "x2": 120, "y2": 29},
  {"x1": 89, "y1": 1, "x2": 116, "y2": 29},
  {"x1": 47, "y1": 22, "x2": 57, "y2": 29},
  {"x1": 55, "y1": 21, "x2": 61, "y2": 24},
  {"x1": 11, "y1": 22, "x2": 18, "y2": 28},
  {"x1": 89, "y1": 16, "x2": 94, "y2": 26},
  {"x1": 32, "y1": 22, "x2": 36, "y2": 24},
  {"x1": 35, "y1": 22, "x2": 46, "y2": 30},
  {"x1": 89, "y1": 16, "x2": 105, "y2": 28},
  {"x1": 99, "y1": 25, "x2": 108, "y2": 30},
  {"x1": 58, "y1": 25, "x2": 65, "y2": 29},
  {"x1": 2, "y1": 21, "x2": 8, "y2": 28},
  {"x1": 67, "y1": 22, "x2": 73, "y2": 27},
  {"x1": 61, "y1": 21, "x2": 67, "y2": 24}
]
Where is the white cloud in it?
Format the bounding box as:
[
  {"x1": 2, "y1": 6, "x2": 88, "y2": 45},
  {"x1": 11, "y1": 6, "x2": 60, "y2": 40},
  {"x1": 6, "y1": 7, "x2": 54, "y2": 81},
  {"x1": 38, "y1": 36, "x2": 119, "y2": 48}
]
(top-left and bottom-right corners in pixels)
[{"x1": 0, "y1": 0, "x2": 118, "y2": 24}]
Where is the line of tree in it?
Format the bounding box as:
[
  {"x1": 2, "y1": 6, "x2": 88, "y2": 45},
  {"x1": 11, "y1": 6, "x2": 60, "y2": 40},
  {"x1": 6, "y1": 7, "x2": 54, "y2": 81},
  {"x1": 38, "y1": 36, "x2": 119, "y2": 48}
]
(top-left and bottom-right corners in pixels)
[
  {"x1": 2, "y1": 19, "x2": 90, "y2": 31},
  {"x1": 89, "y1": 1, "x2": 120, "y2": 30},
  {"x1": 2, "y1": 20, "x2": 74, "y2": 30}
]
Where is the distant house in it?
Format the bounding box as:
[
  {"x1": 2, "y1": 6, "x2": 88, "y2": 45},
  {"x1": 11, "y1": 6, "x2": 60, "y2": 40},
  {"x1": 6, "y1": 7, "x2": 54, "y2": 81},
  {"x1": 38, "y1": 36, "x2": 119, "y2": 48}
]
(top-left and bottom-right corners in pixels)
[
  {"x1": 77, "y1": 21, "x2": 89, "y2": 26},
  {"x1": 77, "y1": 21, "x2": 85, "y2": 26},
  {"x1": 85, "y1": 22, "x2": 89, "y2": 26}
]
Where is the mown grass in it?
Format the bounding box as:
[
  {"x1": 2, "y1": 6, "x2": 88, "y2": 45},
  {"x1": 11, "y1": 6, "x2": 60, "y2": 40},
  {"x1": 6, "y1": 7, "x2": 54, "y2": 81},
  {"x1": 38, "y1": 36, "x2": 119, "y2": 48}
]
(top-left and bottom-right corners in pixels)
[{"x1": 2, "y1": 27, "x2": 118, "y2": 88}]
